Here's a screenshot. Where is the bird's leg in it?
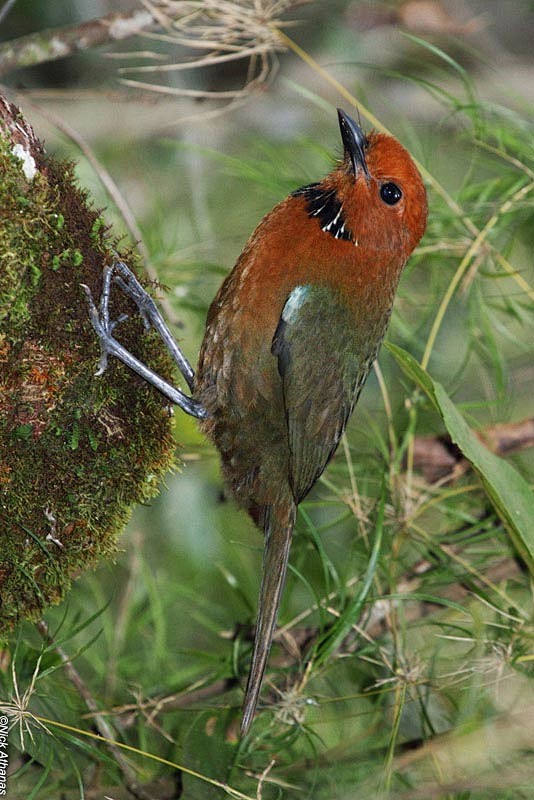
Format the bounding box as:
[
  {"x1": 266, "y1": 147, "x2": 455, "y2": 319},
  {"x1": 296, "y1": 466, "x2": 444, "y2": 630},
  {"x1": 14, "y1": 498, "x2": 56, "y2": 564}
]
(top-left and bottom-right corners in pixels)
[
  {"x1": 81, "y1": 260, "x2": 208, "y2": 420},
  {"x1": 112, "y1": 259, "x2": 196, "y2": 392}
]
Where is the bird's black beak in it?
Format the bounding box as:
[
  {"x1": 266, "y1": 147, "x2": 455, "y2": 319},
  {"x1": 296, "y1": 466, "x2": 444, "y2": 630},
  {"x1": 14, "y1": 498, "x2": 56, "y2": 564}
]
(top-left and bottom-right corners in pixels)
[{"x1": 337, "y1": 108, "x2": 370, "y2": 179}]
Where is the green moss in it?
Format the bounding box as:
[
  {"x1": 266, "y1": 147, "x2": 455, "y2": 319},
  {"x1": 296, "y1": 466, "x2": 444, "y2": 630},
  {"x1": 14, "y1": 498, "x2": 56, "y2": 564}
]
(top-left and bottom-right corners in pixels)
[
  {"x1": 0, "y1": 140, "x2": 49, "y2": 332},
  {"x1": 0, "y1": 121, "x2": 177, "y2": 633}
]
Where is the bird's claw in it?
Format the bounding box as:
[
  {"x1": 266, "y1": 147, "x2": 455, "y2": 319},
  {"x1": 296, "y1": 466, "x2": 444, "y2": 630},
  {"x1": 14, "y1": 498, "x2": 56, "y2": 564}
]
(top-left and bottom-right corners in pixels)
[
  {"x1": 81, "y1": 259, "x2": 208, "y2": 420},
  {"x1": 81, "y1": 267, "x2": 129, "y2": 375}
]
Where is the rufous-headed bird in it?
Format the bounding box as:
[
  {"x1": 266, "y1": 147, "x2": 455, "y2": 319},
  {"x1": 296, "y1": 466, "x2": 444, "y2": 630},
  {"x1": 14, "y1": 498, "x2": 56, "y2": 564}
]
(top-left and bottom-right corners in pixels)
[{"x1": 84, "y1": 108, "x2": 427, "y2": 736}]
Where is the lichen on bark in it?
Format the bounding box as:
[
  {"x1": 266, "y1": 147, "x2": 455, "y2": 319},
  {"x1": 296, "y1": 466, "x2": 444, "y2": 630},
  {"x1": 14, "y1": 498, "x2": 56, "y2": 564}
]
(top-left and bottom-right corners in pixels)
[{"x1": 0, "y1": 97, "x2": 176, "y2": 634}]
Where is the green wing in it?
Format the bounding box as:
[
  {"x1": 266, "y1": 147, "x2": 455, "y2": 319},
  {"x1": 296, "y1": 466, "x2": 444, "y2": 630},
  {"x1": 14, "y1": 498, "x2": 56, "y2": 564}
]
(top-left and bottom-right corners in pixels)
[{"x1": 271, "y1": 284, "x2": 371, "y2": 504}]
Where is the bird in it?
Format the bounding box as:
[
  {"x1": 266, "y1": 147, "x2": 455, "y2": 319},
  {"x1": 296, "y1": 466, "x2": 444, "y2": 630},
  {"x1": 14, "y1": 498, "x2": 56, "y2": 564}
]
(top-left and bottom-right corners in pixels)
[{"x1": 84, "y1": 108, "x2": 427, "y2": 736}]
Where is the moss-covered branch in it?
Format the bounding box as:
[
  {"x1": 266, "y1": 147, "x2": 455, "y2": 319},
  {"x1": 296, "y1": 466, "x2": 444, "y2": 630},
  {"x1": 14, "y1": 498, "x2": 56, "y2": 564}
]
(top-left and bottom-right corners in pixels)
[
  {"x1": 0, "y1": 8, "x2": 156, "y2": 76},
  {"x1": 0, "y1": 96, "x2": 177, "y2": 633}
]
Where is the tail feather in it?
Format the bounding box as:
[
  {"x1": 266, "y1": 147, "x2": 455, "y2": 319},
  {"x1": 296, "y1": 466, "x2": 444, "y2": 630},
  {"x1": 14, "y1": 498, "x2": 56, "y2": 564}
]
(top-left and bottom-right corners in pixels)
[{"x1": 241, "y1": 500, "x2": 296, "y2": 736}]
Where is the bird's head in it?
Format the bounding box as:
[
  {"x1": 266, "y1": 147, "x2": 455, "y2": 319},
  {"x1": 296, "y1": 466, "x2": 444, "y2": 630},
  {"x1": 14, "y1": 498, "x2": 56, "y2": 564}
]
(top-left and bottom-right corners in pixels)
[{"x1": 305, "y1": 109, "x2": 428, "y2": 259}]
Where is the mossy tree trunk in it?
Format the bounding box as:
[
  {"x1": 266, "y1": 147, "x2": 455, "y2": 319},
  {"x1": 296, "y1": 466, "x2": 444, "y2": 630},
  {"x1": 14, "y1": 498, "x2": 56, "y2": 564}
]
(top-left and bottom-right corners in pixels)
[{"x1": 0, "y1": 96, "x2": 177, "y2": 633}]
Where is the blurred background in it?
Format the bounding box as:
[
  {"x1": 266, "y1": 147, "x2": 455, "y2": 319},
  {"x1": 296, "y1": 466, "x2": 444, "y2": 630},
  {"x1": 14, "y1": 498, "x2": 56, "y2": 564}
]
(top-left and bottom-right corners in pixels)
[{"x1": 1, "y1": 1, "x2": 533, "y2": 798}]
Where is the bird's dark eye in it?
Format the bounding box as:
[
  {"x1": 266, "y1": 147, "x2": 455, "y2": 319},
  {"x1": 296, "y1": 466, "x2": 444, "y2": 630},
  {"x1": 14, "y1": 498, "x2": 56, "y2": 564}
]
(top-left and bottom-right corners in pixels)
[{"x1": 380, "y1": 182, "x2": 402, "y2": 205}]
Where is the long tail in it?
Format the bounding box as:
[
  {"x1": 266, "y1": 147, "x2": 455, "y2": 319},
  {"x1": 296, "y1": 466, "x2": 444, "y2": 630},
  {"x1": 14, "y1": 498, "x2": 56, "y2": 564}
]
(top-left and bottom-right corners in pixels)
[{"x1": 241, "y1": 500, "x2": 296, "y2": 736}]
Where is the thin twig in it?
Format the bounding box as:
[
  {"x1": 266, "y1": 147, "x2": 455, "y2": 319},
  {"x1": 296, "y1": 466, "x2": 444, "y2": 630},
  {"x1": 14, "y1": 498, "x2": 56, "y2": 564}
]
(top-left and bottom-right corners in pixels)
[{"x1": 92, "y1": 678, "x2": 236, "y2": 720}]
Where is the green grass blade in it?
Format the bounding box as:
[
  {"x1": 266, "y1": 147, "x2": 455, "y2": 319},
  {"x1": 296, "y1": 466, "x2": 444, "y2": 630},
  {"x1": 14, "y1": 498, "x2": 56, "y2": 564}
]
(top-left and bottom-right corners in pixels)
[{"x1": 386, "y1": 342, "x2": 534, "y2": 572}]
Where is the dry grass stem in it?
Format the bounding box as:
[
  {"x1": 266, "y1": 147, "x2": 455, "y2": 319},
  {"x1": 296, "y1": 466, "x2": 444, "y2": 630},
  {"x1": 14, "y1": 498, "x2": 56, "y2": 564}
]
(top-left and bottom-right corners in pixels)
[{"x1": 119, "y1": 0, "x2": 310, "y2": 100}]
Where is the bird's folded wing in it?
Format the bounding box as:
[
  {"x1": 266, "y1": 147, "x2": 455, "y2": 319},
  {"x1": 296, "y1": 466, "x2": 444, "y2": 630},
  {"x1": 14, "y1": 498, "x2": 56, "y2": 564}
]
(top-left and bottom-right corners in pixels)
[{"x1": 271, "y1": 284, "x2": 368, "y2": 503}]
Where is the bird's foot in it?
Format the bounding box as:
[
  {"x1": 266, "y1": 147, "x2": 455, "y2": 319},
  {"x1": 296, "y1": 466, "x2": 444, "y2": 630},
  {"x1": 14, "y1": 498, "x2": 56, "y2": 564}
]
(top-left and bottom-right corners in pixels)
[
  {"x1": 112, "y1": 258, "x2": 196, "y2": 392},
  {"x1": 82, "y1": 260, "x2": 208, "y2": 420},
  {"x1": 81, "y1": 263, "x2": 126, "y2": 376}
]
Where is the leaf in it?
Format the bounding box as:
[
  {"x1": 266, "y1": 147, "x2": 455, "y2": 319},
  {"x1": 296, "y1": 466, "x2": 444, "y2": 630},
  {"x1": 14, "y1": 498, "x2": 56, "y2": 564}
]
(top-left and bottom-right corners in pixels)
[{"x1": 386, "y1": 342, "x2": 534, "y2": 572}]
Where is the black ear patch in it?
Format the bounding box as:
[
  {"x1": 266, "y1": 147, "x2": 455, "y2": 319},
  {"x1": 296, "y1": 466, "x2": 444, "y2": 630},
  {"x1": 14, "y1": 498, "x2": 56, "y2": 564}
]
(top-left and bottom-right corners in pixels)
[{"x1": 292, "y1": 183, "x2": 354, "y2": 243}]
